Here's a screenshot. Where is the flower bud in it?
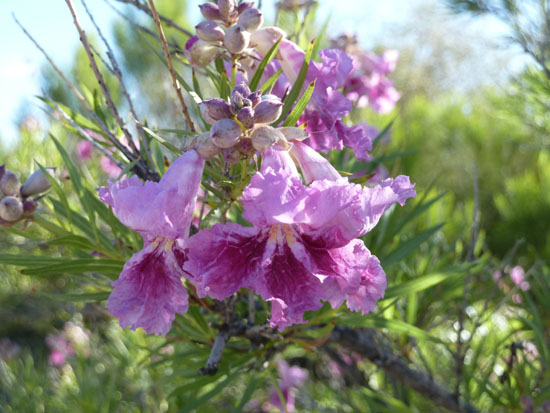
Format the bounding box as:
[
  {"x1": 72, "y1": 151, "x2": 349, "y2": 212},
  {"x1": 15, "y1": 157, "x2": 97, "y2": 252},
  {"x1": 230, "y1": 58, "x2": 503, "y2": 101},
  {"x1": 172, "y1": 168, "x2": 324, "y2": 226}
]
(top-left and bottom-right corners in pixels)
[
  {"x1": 250, "y1": 27, "x2": 286, "y2": 55},
  {"x1": 20, "y1": 168, "x2": 54, "y2": 197},
  {"x1": 195, "y1": 21, "x2": 225, "y2": 43},
  {"x1": 248, "y1": 91, "x2": 262, "y2": 107},
  {"x1": 199, "y1": 3, "x2": 221, "y2": 20},
  {"x1": 211, "y1": 119, "x2": 242, "y2": 148},
  {"x1": 218, "y1": 0, "x2": 237, "y2": 21},
  {"x1": 0, "y1": 196, "x2": 23, "y2": 222},
  {"x1": 253, "y1": 100, "x2": 283, "y2": 124},
  {"x1": 278, "y1": 127, "x2": 309, "y2": 141},
  {"x1": 221, "y1": 147, "x2": 242, "y2": 164},
  {"x1": 185, "y1": 35, "x2": 219, "y2": 67},
  {"x1": 22, "y1": 199, "x2": 37, "y2": 216},
  {"x1": 238, "y1": 8, "x2": 263, "y2": 31},
  {"x1": 0, "y1": 171, "x2": 21, "y2": 196},
  {"x1": 224, "y1": 25, "x2": 250, "y2": 55},
  {"x1": 237, "y1": 107, "x2": 255, "y2": 129},
  {"x1": 250, "y1": 125, "x2": 285, "y2": 151},
  {"x1": 237, "y1": 1, "x2": 254, "y2": 14},
  {"x1": 194, "y1": 132, "x2": 222, "y2": 159},
  {"x1": 232, "y1": 83, "x2": 252, "y2": 99},
  {"x1": 200, "y1": 98, "x2": 232, "y2": 124}
]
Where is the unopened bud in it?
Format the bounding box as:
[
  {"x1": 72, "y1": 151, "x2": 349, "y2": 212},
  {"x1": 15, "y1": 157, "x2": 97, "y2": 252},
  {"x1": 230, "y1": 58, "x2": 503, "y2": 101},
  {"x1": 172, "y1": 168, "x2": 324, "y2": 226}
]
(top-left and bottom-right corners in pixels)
[
  {"x1": 20, "y1": 168, "x2": 54, "y2": 197},
  {"x1": 248, "y1": 91, "x2": 262, "y2": 107},
  {"x1": 211, "y1": 119, "x2": 242, "y2": 148},
  {"x1": 185, "y1": 36, "x2": 219, "y2": 67},
  {"x1": 221, "y1": 147, "x2": 242, "y2": 164},
  {"x1": 250, "y1": 27, "x2": 286, "y2": 55},
  {"x1": 194, "y1": 132, "x2": 222, "y2": 159},
  {"x1": 0, "y1": 171, "x2": 21, "y2": 196},
  {"x1": 195, "y1": 21, "x2": 225, "y2": 43},
  {"x1": 237, "y1": 1, "x2": 254, "y2": 14},
  {"x1": 218, "y1": 0, "x2": 237, "y2": 21},
  {"x1": 22, "y1": 199, "x2": 37, "y2": 216},
  {"x1": 278, "y1": 127, "x2": 309, "y2": 141},
  {"x1": 199, "y1": 3, "x2": 221, "y2": 20},
  {"x1": 250, "y1": 125, "x2": 285, "y2": 151},
  {"x1": 200, "y1": 98, "x2": 232, "y2": 124},
  {"x1": 253, "y1": 100, "x2": 283, "y2": 124},
  {"x1": 232, "y1": 83, "x2": 252, "y2": 99},
  {"x1": 238, "y1": 8, "x2": 264, "y2": 31},
  {"x1": 0, "y1": 196, "x2": 23, "y2": 222},
  {"x1": 224, "y1": 25, "x2": 250, "y2": 54},
  {"x1": 237, "y1": 107, "x2": 255, "y2": 129}
]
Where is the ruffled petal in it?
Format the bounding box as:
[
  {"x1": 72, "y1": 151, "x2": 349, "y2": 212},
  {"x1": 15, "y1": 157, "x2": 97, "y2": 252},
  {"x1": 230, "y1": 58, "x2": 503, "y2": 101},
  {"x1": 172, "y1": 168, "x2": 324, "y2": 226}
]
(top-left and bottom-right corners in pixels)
[
  {"x1": 99, "y1": 150, "x2": 204, "y2": 240},
  {"x1": 107, "y1": 239, "x2": 189, "y2": 336}
]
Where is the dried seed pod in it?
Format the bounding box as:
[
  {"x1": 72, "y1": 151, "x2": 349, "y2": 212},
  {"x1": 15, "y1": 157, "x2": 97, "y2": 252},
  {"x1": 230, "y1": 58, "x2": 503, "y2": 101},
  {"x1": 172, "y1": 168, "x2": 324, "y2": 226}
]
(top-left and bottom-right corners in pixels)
[{"x1": 0, "y1": 196, "x2": 23, "y2": 222}]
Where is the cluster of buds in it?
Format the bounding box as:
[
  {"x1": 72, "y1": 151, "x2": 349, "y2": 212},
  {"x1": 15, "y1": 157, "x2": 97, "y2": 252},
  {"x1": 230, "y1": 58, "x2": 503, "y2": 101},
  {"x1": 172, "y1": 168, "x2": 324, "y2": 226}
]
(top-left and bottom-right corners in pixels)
[
  {"x1": 0, "y1": 164, "x2": 53, "y2": 226},
  {"x1": 186, "y1": 0, "x2": 265, "y2": 66},
  {"x1": 193, "y1": 83, "x2": 307, "y2": 161}
]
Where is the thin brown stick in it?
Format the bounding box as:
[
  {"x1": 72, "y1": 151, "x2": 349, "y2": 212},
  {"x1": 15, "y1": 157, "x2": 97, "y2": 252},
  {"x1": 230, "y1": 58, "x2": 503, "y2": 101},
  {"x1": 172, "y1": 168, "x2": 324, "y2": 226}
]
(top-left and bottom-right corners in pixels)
[
  {"x1": 113, "y1": 0, "x2": 192, "y2": 37},
  {"x1": 81, "y1": 0, "x2": 155, "y2": 169},
  {"x1": 147, "y1": 0, "x2": 196, "y2": 132}
]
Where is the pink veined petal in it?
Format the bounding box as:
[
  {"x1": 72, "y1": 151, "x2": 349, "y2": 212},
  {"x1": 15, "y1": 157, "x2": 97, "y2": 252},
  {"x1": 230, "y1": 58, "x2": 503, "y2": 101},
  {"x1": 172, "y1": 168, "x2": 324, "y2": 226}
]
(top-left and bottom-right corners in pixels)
[
  {"x1": 290, "y1": 140, "x2": 341, "y2": 184},
  {"x1": 107, "y1": 239, "x2": 189, "y2": 336}
]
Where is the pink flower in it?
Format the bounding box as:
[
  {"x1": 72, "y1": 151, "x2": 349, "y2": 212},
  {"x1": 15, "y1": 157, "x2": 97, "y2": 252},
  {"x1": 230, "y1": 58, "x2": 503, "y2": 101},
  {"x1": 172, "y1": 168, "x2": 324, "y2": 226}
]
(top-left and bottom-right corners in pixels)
[
  {"x1": 510, "y1": 266, "x2": 525, "y2": 286},
  {"x1": 267, "y1": 359, "x2": 308, "y2": 412},
  {"x1": 100, "y1": 155, "x2": 122, "y2": 178},
  {"x1": 100, "y1": 150, "x2": 204, "y2": 336},
  {"x1": 76, "y1": 140, "x2": 93, "y2": 160},
  {"x1": 185, "y1": 145, "x2": 415, "y2": 329}
]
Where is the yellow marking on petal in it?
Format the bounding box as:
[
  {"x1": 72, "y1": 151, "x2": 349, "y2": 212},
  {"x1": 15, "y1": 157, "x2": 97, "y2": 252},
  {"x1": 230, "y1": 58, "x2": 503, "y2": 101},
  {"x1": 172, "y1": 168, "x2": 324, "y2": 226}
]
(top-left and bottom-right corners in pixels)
[
  {"x1": 164, "y1": 238, "x2": 174, "y2": 251},
  {"x1": 269, "y1": 225, "x2": 280, "y2": 243},
  {"x1": 282, "y1": 224, "x2": 296, "y2": 247}
]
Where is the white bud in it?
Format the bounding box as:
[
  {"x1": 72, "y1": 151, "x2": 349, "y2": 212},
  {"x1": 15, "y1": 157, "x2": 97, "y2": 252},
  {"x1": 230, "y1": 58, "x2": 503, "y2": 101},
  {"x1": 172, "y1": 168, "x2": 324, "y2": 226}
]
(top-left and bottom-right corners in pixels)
[
  {"x1": 278, "y1": 127, "x2": 309, "y2": 141},
  {"x1": 0, "y1": 196, "x2": 23, "y2": 222},
  {"x1": 0, "y1": 171, "x2": 20, "y2": 196},
  {"x1": 20, "y1": 168, "x2": 55, "y2": 197},
  {"x1": 237, "y1": 8, "x2": 264, "y2": 31},
  {"x1": 250, "y1": 125, "x2": 285, "y2": 151},
  {"x1": 224, "y1": 25, "x2": 250, "y2": 54},
  {"x1": 194, "y1": 132, "x2": 222, "y2": 159},
  {"x1": 211, "y1": 119, "x2": 243, "y2": 148}
]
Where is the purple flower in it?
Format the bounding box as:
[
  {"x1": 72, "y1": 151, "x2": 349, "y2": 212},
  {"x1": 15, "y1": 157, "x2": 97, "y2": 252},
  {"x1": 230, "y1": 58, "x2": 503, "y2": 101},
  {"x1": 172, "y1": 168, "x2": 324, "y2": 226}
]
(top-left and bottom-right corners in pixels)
[
  {"x1": 267, "y1": 359, "x2": 308, "y2": 412},
  {"x1": 100, "y1": 150, "x2": 204, "y2": 336},
  {"x1": 185, "y1": 146, "x2": 415, "y2": 329}
]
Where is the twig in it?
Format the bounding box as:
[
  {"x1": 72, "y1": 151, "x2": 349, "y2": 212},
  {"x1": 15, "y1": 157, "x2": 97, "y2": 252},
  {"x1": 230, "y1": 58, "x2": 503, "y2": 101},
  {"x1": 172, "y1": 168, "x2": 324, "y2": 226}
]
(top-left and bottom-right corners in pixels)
[
  {"x1": 200, "y1": 328, "x2": 232, "y2": 376},
  {"x1": 329, "y1": 326, "x2": 478, "y2": 413},
  {"x1": 81, "y1": 0, "x2": 155, "y2": 170},
  {"x1": 113, "y1": 0, "x2": 192, "y2": 37},
  {"x1": 13, "y1": 13, "x2": 157, "y2": 181},
  {"x1": 248, "y1": 290, "x2": 255, "y2": 325},
  {"x1": 455, "y1": 162, "x2": 480, "y2": 398},
  {"x1": 147, "y1": 0, "x2": 196, "y2": 132}
]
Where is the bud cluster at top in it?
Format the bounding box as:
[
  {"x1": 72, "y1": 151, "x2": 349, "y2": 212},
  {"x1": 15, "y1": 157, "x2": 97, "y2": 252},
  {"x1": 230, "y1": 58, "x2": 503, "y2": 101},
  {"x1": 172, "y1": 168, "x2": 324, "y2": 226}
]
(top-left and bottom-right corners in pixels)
[
  {"x1": 193, "y1": 83, "x2": 308, "y2": 161},
  {"x1": 0, "y1": 164, "x2": 54, "y2": 226},
  {"x1": 186, "y1": 0, "x2": 265, "y2": 66}
]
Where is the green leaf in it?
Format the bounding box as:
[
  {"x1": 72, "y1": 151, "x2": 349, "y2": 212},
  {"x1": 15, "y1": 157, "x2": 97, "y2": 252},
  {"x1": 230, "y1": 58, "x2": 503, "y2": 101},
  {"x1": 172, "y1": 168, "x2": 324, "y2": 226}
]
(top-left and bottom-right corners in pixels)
[
  {"x1": 381, "y1": 223, "x2": 444, "y2": 267},
  {"x1": 260, "y1": 68, "x2": 284, "y2": 94},
  {"x1": 236, "y1": 373, "x2": 258, "y2": 412},
  {"x1": 341, "y1": 316, "x2": 444, "y2": 344},
  {"x1": 43, "y1": 291, "x2": 110, "y2": 302},
  {"x1": 283, "y1": 80, "x2": 316, "y2": 127},
  {"x1": 178, "y1": 370, "x2": 240, "y2": 413},
  {"x1": 0, "y1": 254, "x2": 75, "y2": 267},
  {"x1": 48, "y1": 235, "x2": 97, "y2": 251},
  {"x1": 384, "y1": 271, "x2": 462, "y2": 300},
  {"x1": 38, "y1": 96, "x2": 103, "y2": 134},
  {"x1": 21, "y1": 259, "x2": 123, "y2": 277},
  {"x1": 273, "y1": 39, "x2": 315, "y2": 126},
  {"x1": 142, "y1": 126, "x2": 183, "y2": 155},
  {"x1": 249, "y1": 37, "x2": 282, "y2": 91}
]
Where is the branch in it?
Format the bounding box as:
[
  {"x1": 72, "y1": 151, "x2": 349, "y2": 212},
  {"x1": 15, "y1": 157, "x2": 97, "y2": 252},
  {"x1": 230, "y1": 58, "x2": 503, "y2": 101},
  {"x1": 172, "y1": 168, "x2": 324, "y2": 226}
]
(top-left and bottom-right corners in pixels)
[
  {"x1": 147, "y1": 0, "x2": 196, "y2": 132},
  {"x1": 113, "y1": 0, "x2": 192, "y2": 37},
  {"x1": 64, "y1": 0, "x2": 160, "y2": 181},
  {"x1": 328, "y1": 326, "x2": 478, "y2": 413}
]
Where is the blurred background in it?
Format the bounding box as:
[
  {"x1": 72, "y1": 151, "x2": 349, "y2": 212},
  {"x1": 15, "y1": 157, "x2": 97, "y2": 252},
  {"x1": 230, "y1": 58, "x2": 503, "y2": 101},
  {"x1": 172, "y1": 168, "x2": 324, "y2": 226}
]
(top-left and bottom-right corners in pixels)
[{"x1": 0, "y1": 0, "x2": 548, "y2": 411}]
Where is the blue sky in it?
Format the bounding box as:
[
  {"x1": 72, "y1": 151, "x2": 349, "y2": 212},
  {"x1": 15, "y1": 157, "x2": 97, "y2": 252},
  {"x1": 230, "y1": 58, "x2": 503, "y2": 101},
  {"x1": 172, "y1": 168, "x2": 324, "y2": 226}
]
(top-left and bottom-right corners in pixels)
[{"x1": 0, "y1": 0, "x2": 516, "y2": 149}]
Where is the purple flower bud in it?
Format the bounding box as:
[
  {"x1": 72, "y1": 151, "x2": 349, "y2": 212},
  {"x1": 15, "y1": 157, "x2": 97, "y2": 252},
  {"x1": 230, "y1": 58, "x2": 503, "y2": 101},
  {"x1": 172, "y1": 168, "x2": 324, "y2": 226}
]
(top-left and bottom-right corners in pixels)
[
  {"x1": 250, "y1": 125, "x2": 285, "y2": 151},
  {"x1": 238, "y1": 8, "x2": 263, "y2": 31},
  {"x1": 218, "y1": 0, "x2": 237, "y2": 21},
  {"x1": 194, "y1": 132, "x2": 222, "y2": 159},
  {"x1": 224, "y1": 25, "x2": 250, "y2": 54},
  {"x1": 248, "y1": 91, "x2": 262, "y2": 107},
  {"x1": 185, "y1": 35, "x2": 219, "y2": 67},
  {"x1": 237, "y1": 107, "x2": 255, "y2": 129},
  {"x1": 20, "y1": 168, "x2": 54, "y2": 197},
  {"x1": 199, "y1": 3, "x2": 221, "y2": 20},
  {"x1": 250, "y1": 27, "x2": 286, "y2": 55},
  {"x1": 278, "y1": 127, "x2": 309, "y2": 141},
  {"x1": 200, "y1": 98, "x2": 232, "y2": 124},
  {"x1": 0, "y1": 171, "x2": 21, "y2": 197},
  {"x1": 237, "y1": 1, "x2": 254, "y2": 14},
  {"x1": 237, "y1": 138, "x2": 254, "y2": 154},
  {"x1": 221, "y1": 147, "x2": 242, "y2": 164},
  {"x1": 22, "y1": 199, "x2": 37, "y2": 216},
  {"x1": 253, "y1": 100, "x2": 283, "y2": 124},
  {"x1": 233, "y1": 83, "x2": 252, "y2": 99},
  {"x1": 211, "y1": 119, "x2": 242, "y2": 148},
  {"x1": 0, "y1": 196, "x2": 23, "y2": 222},
  {"x1": 195, "y1": 21, "x2": 225, "y2": 43}
]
